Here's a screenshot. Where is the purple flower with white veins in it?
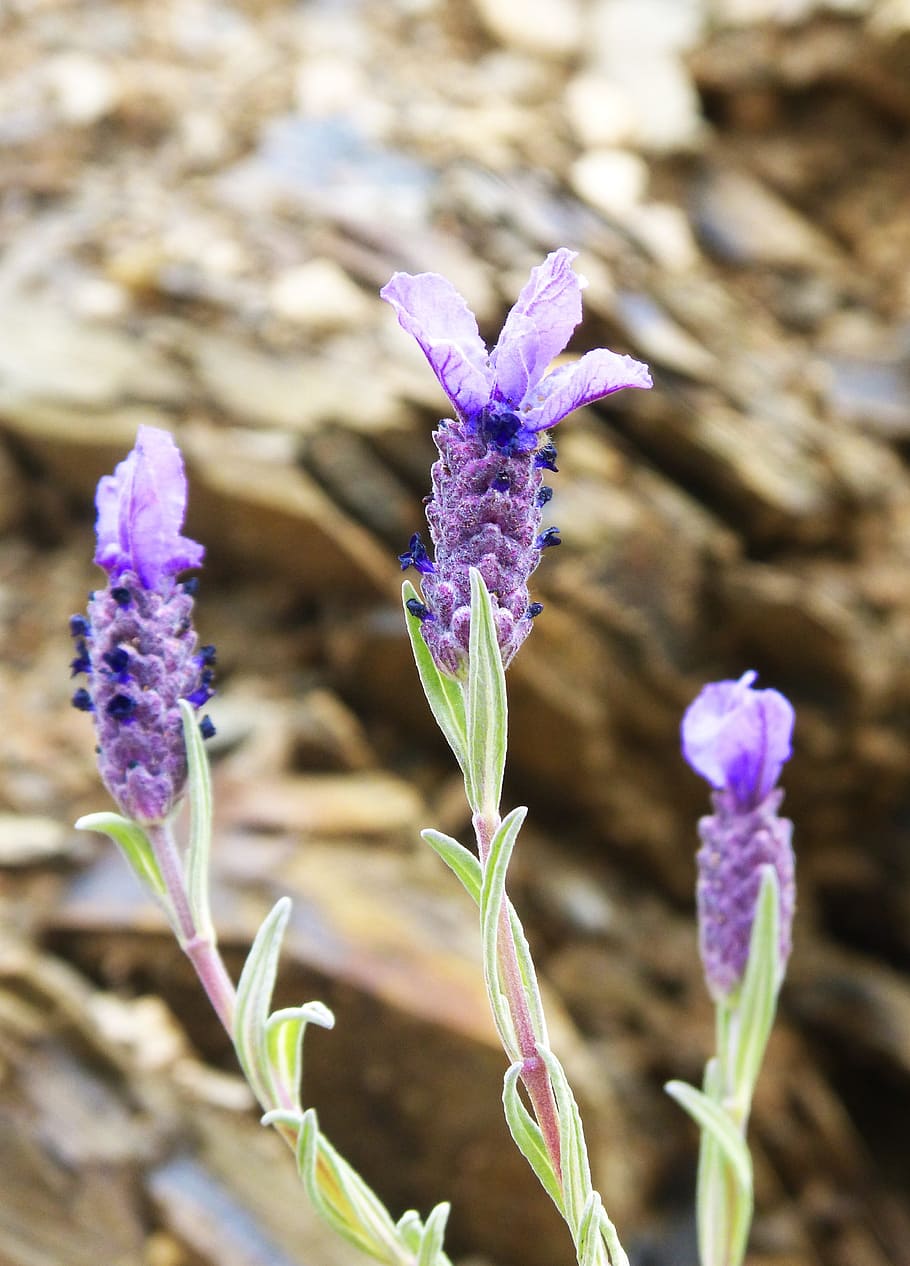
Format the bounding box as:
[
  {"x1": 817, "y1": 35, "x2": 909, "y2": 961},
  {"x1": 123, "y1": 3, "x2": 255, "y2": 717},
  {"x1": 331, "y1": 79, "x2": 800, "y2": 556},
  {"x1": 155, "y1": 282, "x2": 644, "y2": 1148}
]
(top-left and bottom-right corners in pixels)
[
  {"x1": 383, "y1": 249, "x2": 652, "y2": 674},
  {"x1": 682, "y1": 672, "x2": 796, "y2": 999},
  {"x1": 71, "y1": 426, "x2": 215, "y2": 825}
]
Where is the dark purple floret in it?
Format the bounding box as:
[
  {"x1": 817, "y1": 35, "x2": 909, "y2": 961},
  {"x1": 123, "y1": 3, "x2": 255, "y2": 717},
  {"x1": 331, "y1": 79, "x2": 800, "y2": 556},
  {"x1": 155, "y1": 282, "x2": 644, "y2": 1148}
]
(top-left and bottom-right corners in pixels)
[
  {"x1": 534, "y1": 443, "x2": 559, "y2": 473},
  {"x1": 70, "y1": 614, "x2": 90, "y2": 638},
  {"x1": 199, "y1": 715, "x2": 216, "y2": 740},
  {"x1": 536, "y1": 527, "x2": 561, "y2": 550},
  {"x1": 536, "y1": 486, "x2": 553, "y2": 507},
  {"x1": 112, "y1": 586, "x2": 132, "y2": 607},
  {"x1": 102, "y1": 647, "x2": 131, "y2": 679},
  {"x1": 406, "y1": 597, "x2": 434, "y2": 622},
  {"x1": 526, "y1": 603, "x2": 544, "y2": 619},
  {"x1": 182, "y1": 577, "x2": 200, "y2": 596},
  {"x1": 399, "y1": 533, "x2": 435, "y2": 575},
  {"x1": 107, "y1": 693, "x2": 137, "y2": 720},
  {"x1": 70, "y1": 642, "x2": 91, "y2": 676},
  {"x1": 72, "y1": 688, "x2": 94, "y2": 712},
  {"x1": 491, "y1": 470, "x2": 511, "y2": 493},
  {"x1": 198, "y1": 644, "x2": 217, "y2": 666}
]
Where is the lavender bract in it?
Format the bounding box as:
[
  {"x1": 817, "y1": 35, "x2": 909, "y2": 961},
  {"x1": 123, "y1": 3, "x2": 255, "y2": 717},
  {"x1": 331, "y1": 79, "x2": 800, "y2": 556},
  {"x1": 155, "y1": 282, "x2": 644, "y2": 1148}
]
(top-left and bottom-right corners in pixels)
[
  {"x1": 682, "y1": 672, "x2": 796, "y2": 999},
  {"x1": 71, "y1": 426, "x2": 214, "y2": 825},
  {"x1": 383, "y1": 249, "x2": 651, "y2": 675}
]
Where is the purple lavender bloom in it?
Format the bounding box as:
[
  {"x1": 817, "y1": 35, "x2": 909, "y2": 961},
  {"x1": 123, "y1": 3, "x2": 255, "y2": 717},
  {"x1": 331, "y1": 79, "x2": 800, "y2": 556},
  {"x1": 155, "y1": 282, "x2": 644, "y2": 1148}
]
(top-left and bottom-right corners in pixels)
[
  {"x1": 382, "y1": 249, "x2": 651, "y2": 674},
  {"x1": 681, "y1": 672, "x2": 796, "y2": 999},
  {"x1": 71, "y1": 425, "x2": 214, "y2": 825}
]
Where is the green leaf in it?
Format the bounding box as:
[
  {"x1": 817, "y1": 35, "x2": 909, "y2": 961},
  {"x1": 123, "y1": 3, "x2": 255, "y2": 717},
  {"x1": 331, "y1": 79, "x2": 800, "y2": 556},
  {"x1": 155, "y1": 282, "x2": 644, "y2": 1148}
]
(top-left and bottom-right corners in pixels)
[
  {"x1": 505, "y1": 901, "x2": 549, "y2": 1049},
  {"x1": 733, "y1": 866, "x2": 782, "y2": 1106},
  {"x1": 465, "y1": 568, "x2": 507, "y2": 816},
  {"x1": 664, "y1": 1080, "x2": 752, "y2": 1196},
  {"x1": 502, "y1": 1062, "x2": 564, "y2": 1213},
  {"x1": 479, "y1": 806, "x2": 527, "y2": 1058},
  {"x1": 234, "y1": 897, "x2": 292, "y2": 1107},
  {"x1": 420, "y1": 829, "x2": 482, "y2": 905},
  {"x1": 265, "y1": 1001, "x2": 334, "y2": 1110},
  {"x1": 75, "y1": 811, "x2": 166, "y2": 899},
  {"x1": 417, "y1": 1202, "x2": 450, "y2": 1266},
  {"x1": 537, "y1": 1045, "x2": 592, "y2": 1232},
  {"x1": 180, "y1": 699, "x2": 215, "y2": 940},
  {"x1": 402, "y1": 581, "x2": 470, "y2": 791}
]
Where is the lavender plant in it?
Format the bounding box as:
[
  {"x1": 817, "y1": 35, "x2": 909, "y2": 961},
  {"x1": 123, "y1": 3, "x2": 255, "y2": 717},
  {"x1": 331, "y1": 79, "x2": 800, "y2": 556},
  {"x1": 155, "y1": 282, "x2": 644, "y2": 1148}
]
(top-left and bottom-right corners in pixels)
[
  {"x1": 72, "y1": 425, "x2": 454, "y2": 1266},
  {"x1": 667, "y1": 671, "x2": 796, "y2": 1266},
  {"x1": 384, "y1": 250, "x2": 652, "y2": 1266}
]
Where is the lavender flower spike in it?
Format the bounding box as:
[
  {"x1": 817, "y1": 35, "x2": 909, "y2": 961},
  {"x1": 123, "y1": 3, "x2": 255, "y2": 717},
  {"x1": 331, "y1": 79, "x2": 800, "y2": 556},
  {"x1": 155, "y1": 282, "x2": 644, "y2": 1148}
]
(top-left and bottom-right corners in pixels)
[
  {"x1": 681, "y1": 672, "x2": 796, "y2": 999},
  {"x1": 383, "y1": 249, "x2": 651, "y2": 674},
  {"x1": 71, "y1": 425, "x2": 215, "y2": 825}
]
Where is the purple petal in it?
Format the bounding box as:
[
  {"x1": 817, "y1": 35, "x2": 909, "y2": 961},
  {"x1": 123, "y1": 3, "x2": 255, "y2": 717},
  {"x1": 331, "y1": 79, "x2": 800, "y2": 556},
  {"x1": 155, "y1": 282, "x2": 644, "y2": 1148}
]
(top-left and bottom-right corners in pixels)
[
  {"x1": 520, "y1": 347, "x2": 653, "y2": 433},
  {"x1": 94, "y1": 425, "x2": 204, "y2": 590},
  {"x1": 490, "y1": 248, "x2": 584, "y2": 407},
  {"x1": 380, "y1": 272, "x2": 492, "y2": 423},
  {"x1": 681, "y1": 671, "x2": 795, "y2": 808}
]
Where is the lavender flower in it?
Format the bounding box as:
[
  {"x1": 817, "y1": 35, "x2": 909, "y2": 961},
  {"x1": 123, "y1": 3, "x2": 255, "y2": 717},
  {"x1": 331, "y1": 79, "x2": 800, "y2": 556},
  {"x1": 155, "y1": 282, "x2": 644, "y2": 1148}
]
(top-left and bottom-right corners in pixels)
[
  {"x1": 681, "y1": 671, "x2": 796, "y2": 999},
  {"x1": 383, "y1": 249, "x2": 651, "y2": 675},
  {"x1": 71, "y1": 426, "x2": 215, "y2": 825}
]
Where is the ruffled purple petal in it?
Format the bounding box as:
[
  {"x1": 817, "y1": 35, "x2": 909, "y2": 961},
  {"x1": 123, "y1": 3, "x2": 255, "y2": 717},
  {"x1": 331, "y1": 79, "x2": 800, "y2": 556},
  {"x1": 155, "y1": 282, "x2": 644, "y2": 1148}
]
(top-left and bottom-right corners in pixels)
[
  {"x1": 681, "y1": 671, "x2": 795, "y2": 809},
  {"x1": 520, "y1": 347, "x2": 653, "y2": 433},
  {"x1": 490, "y1": 248, "x2": 584, "y2": 407},
  {"x1": 381, "y1": 272, "x2": 493, "y2": 423},
  {"x1": 94, "y1": 425, "x2": 204, "y2": 590}
]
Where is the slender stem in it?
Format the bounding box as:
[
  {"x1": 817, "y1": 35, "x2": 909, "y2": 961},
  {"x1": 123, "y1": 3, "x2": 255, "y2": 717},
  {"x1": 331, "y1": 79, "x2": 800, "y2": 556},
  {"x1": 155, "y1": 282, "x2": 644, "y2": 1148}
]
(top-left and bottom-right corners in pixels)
[
  {"x1": 148, "y1": 820, "x2": 237, "y2": 1036},
  {"x1": 474, "y1": 810, "x2": 562, "y2": 1182}
]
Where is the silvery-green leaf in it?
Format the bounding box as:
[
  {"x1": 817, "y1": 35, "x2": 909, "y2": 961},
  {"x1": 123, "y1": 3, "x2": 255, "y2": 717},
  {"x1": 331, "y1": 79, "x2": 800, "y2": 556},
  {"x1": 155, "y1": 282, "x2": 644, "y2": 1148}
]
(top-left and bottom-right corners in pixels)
[
  {"x1": 417, "y1": 1202, "x2": 450, "y2": 1266},
  {"x1": 265, "y1": 1001, "x2": 335, "y2": 1111},
  {"x1": 234, "y1": 897, "x2": 291, "y2": 1107},
  {"x1": 502, "y1": 1062, "x2": 564, "y2": 1213},
  {"x1": 395, "y1": 1210, "x2": 422, "y2": 1252},
  {"x1": 75, "y1": 811, "x2": 166, "y2": 899},
  {"x1": 733, "y1": 866, "x2": 781, "y2": 1106},
  {"x1": 664, "y1": 1080, "x2": 752, "y2": 1196},
  {"x1": 466, "y1": 569, "x2": 507, "y2": 816},
  {"x1": 403, "y1": 581, "x2": 470, "y2": 793},
  {"x1": 538, "y1": 1045, "x2": 592, "y2": 1231},
  {"x1": 479, "y1": 806, "x2": 528, "y2": 1058},
  {"x1": 180, "y1": 699, "x2": 215, "y2": 940},
  {"x1": 421, "y1": 828, "x2": 482, "y2": 905}
]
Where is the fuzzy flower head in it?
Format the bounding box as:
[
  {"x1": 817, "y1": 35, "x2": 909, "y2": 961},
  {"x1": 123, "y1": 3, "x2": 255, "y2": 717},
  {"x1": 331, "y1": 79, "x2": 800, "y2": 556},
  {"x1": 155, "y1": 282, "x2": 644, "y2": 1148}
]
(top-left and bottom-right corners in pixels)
[
  {"x1": 682, "y1": 671, "x2": 796, "y2": 999},
  {"x1": 71, "y1": 426, "x2": 214, "y2": 825},
  {"x1": 383, "y1": 250, "x2": 651, "y2": 675}
]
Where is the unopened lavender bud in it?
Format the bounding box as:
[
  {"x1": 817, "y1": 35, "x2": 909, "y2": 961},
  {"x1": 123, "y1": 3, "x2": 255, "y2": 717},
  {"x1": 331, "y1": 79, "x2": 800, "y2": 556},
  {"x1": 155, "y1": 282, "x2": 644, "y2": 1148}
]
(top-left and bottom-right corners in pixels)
[
  {"x1": 70, "y1": 425, "x2": 215, "y2": 825},
  {"x1": 382, "y1": 249, "x2": 652, "y2": 676},
  {"x1": 681, "y1": 671, "x2": 796, "y2": 1000}
]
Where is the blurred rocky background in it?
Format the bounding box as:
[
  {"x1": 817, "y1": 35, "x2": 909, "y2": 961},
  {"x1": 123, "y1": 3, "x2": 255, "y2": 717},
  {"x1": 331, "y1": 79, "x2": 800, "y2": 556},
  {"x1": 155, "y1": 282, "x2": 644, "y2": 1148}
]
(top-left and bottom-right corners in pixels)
[{"x1": 1, "y1": 0, "x2": 910, "y2": 1263}]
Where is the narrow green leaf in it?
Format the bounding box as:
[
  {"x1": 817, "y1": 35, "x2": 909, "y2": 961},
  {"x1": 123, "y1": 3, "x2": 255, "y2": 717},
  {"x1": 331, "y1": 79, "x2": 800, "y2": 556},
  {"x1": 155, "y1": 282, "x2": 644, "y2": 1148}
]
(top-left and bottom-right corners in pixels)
[
  {"x1": 466, "y1": 568, "x2": 507, "y2": 816},
  {"x1": 180, "y1": 699, "x2": 215, "y2": 940},
  {"x1": 506, "y1": 901, "x2": 549, "y2": 1048},
  {"x1": 234, "y1": 897, "x2": 292, "y2": 1107},
  {"x1": 538, "y1": 1045, "x2": 592, "y2": 1232},
  {"x1": 502, "y1": 1063, "x2": 564, "y2": 1213},
  {"x1": 733, "y1": 866, "x2": 781, "y2": 1104},
  {"x1": 417, "y1": 1202, "x2": 450, "y2": 1266},
  {"x1": 421, "y1": 828, "x2": 482, "y2": 905},
  {"x1": 265, "y1": 1001, "x2": 335, "y2": 1109},
  {"x1": 75, "y1": 812, "x2": 166, "y2": 898},
  {"x1": 664, "y1": 1080, "x2": 752, "y2": 1195},
  {"x1": 394, "y1": 1210, "x2": 422, "y2": 1252},
  {"x1": 479, "y1": 806, "x2": 527, "y2": 1059},
  {"x1": 597, "y1": 1206, "x2": 631, "y2": 1266},
  {"x1": 403, "y1": 581, "x2": 470, "y2": 787}
]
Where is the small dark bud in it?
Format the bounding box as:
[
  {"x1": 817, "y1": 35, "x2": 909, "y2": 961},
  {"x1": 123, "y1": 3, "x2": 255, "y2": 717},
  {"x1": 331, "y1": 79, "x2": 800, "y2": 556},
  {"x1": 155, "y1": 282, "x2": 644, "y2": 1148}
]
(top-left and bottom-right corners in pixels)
[
  {"x1": 107, "y1": 693, "x2": 136, "y2": 721},
  {"x1": 536, "y1": 527, "x2": 562, "y2": 550},
  {"x1": 111, "y1": 586, "x2": 132, "y2": 607},
  {"x1": 406, "y1": 597, "x2": 434, "y2": 622},
  {"x1": 536, "y1": 485, "x2": 553, "y2": 507},
  {"x1": 534, "y1": 442, "x2": 558, "y2": 472},
  {"x1": 69, "y1": 614, "x2": 90, "y2": 639},
  {"x1": 526, "y1": 602, "x2": 544, "y2": 619},
  {"x1": 491, "y1": 469, "x2": 511, "y2": 492},
  {"x1": 198, "y1": 644, "x2": 217, "y2": 666},
  {"x1": 102, "y1": 647, "x2": 130, "y2": 676},
  {"x1": 182, "y1": 577, "x2": 200, "y2": 596},
  {"x1": 199, "y1": 715, "x2": 216, "y2": 740},
  {"x1": 72, "y1": 687, "x2": 94, "y2": 712}
]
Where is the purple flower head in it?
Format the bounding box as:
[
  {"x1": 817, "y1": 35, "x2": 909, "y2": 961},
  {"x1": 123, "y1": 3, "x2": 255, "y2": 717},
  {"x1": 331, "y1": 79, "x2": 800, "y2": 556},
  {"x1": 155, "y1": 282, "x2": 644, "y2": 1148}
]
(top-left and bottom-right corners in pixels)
[
  {"x1": 95, "y1": 425, "x2": 204, "y2": 591},
  {"x1": 681, "y1": 672, "x2": 796, "y2": 999},
  {"x1": 382, "y1": 251, "x2": 651, "y2": 674},
  {"x1": 71, "y1": 426, "x2": 214, "y2": 825},
  {"x1": 681, "y1": 670, "x2": 794, "y2": 812},
  {"x1": 381, "y1": 248, "x2": 652, "y2": 455}
]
